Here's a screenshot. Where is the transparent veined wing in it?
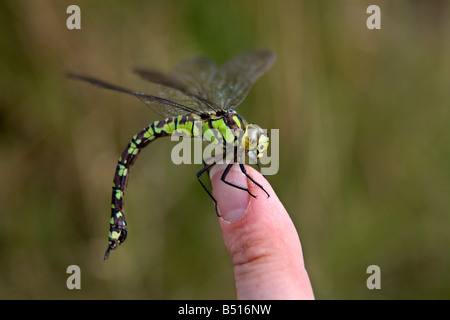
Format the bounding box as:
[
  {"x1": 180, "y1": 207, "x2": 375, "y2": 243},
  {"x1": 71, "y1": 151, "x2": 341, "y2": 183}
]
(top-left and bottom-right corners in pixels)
[
  {"x1": 81, "y1": 49, "x2": 276, "y2": 116},
  {"x1": 67, "y1": 73, "x2": 202, "y2": 117},
  {"x1": 209, "y1": 49, "x2": 276, "y2": 110},
  {"x1": 134, "y1": 56, "x2": 220, "y2": 113},
  {"x1": 169, "y1": 56, "x2": 218, "y2": 99}
]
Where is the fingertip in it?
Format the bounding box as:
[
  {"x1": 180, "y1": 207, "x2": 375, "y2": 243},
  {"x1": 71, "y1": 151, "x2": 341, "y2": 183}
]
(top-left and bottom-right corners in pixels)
[
  {"x1": 212, "y1": 165, "x2": 314, "y2": 299},
  {"x1": 210, "y1": 164, "x2": 251, "y2": 222}
]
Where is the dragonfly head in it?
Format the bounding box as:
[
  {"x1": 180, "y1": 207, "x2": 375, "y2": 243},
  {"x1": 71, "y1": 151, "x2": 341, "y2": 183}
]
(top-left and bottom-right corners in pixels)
[{"x1": 243, "y1": 124, "x2": 269, "y2": 160}]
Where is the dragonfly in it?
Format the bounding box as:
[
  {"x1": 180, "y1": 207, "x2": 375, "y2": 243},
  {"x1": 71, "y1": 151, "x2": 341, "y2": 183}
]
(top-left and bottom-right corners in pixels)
[{"x1": 68, "y1": 49, "x2": 276, "y2": 260}]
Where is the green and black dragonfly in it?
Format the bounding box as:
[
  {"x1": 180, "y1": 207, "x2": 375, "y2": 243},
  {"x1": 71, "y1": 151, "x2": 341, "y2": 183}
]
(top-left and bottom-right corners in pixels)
[{"x1": 69, "y1": 49, "x2": 275, "y2": 260}]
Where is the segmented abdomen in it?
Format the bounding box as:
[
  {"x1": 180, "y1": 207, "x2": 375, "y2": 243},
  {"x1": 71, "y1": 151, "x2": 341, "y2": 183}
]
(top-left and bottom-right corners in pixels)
[{"x1": 105, "y1": 114, "x2": 203, "y2": 259}]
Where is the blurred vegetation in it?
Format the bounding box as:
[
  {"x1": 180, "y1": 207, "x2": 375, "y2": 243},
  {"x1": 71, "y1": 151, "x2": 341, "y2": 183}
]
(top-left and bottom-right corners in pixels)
[{"x1": 0, "y1": 0, "x2": 449, "y2": 299}]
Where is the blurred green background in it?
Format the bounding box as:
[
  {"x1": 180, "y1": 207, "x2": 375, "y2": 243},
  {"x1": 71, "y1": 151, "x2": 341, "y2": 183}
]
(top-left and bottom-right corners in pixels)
[{"x1": 0, "y1": 0, "x2": 449, "y2": 299}]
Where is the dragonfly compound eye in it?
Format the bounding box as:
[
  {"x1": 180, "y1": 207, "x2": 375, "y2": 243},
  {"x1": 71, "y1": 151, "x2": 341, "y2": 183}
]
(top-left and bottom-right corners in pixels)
[
  {"x1": 242, "y1": 124, "x2": 269, "y2": 159},
  {"x1": 243, "y1": 124, "x2": 259, "y2": 151},
  {"x1": 257, "y1": 132, "x2": 269, "y2": 158}
]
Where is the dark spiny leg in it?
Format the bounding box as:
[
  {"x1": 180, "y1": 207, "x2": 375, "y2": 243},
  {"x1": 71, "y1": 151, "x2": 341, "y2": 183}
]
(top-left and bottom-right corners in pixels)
[
  {"x1": 197, "y1": 162, "x2": 220, "y2": 216},
  {"x1": 221, "y1": 163, "x2": 257, "y2": 198},
  {"x1": 239, "y1": 163, "x2": 270, "y2": 198}
]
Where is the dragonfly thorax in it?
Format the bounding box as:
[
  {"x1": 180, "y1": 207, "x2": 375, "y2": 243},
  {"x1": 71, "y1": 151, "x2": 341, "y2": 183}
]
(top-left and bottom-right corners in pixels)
[{"x1": 203, "y1": 112, "x2": 269, "y2": 161}]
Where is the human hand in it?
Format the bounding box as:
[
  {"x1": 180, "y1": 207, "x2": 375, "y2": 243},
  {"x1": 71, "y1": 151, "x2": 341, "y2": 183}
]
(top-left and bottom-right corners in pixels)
[{"x1": 210, "y1": 164, "x2": 314, "y2": 300}]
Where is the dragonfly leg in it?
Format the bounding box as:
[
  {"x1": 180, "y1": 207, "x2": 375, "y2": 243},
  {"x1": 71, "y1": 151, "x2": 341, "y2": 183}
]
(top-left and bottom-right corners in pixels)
[
  {"x1": 239, "y1": 163, "x2": 270, "y2": 198},
  {"x1": 196, "y1": 162, "x2": 220, "y2": 216},
  {"x1": 221, "y1": 163, "x2": 257, "y2": 198}
]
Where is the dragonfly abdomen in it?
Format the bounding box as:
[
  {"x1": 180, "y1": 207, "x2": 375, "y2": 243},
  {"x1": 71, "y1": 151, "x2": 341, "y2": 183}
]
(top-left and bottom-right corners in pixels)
[{"x1": 106, "y1": 114, "x2": 204, "y2": 259}]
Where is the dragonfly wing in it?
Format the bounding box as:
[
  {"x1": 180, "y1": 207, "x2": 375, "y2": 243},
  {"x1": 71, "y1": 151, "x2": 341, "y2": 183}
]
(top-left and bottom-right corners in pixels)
[
  {"x1": 133, "y1": 93, "x2": 201, "y2": 117},
  {"x1": 134, "y1": 68, "x2": 208, "y2": 113},
  {"x1": 209, "y1": 49, "x2": 276, "y2": 110},
  {"x1": 133, "y1": 69, "x2": 189, "y2": 94},
  {"x1": 135, "y1": 57, "x2": 220, "y2": 113},
  {"x1": 67, "y1": 73, "x2": 201, "y2": 117},
  {"x1": 169, "y1": 56, "x2": 218, "y2": 99}
]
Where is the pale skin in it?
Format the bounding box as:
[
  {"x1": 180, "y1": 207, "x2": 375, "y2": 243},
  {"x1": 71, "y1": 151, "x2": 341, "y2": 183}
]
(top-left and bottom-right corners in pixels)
[{"x1": 210, "y1": 164, "x2": 315, "y2": 300}]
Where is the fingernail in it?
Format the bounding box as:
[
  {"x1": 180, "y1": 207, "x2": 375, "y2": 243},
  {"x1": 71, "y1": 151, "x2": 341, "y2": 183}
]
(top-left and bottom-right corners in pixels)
[{"x1": 210, "y1": 164, "x2": 250, "y2": 222}]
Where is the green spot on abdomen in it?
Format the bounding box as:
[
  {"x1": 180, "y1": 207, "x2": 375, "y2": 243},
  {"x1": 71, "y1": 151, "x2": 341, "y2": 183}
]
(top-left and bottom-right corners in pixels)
[
  {"x1": 118, "y1": 164, "x2": 128, "y2": 176},
  {"x1": 115, "y1": 189, "x2": 123, "y2": 200},
  {"x1": 109, "y1": 231, "x2": 121, "y2": 241}
]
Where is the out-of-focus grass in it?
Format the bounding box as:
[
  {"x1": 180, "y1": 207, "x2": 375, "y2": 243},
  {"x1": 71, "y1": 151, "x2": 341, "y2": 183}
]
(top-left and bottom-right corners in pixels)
[{"x1": 0, "y1": 0, "x2": 449, "y2": 299}]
